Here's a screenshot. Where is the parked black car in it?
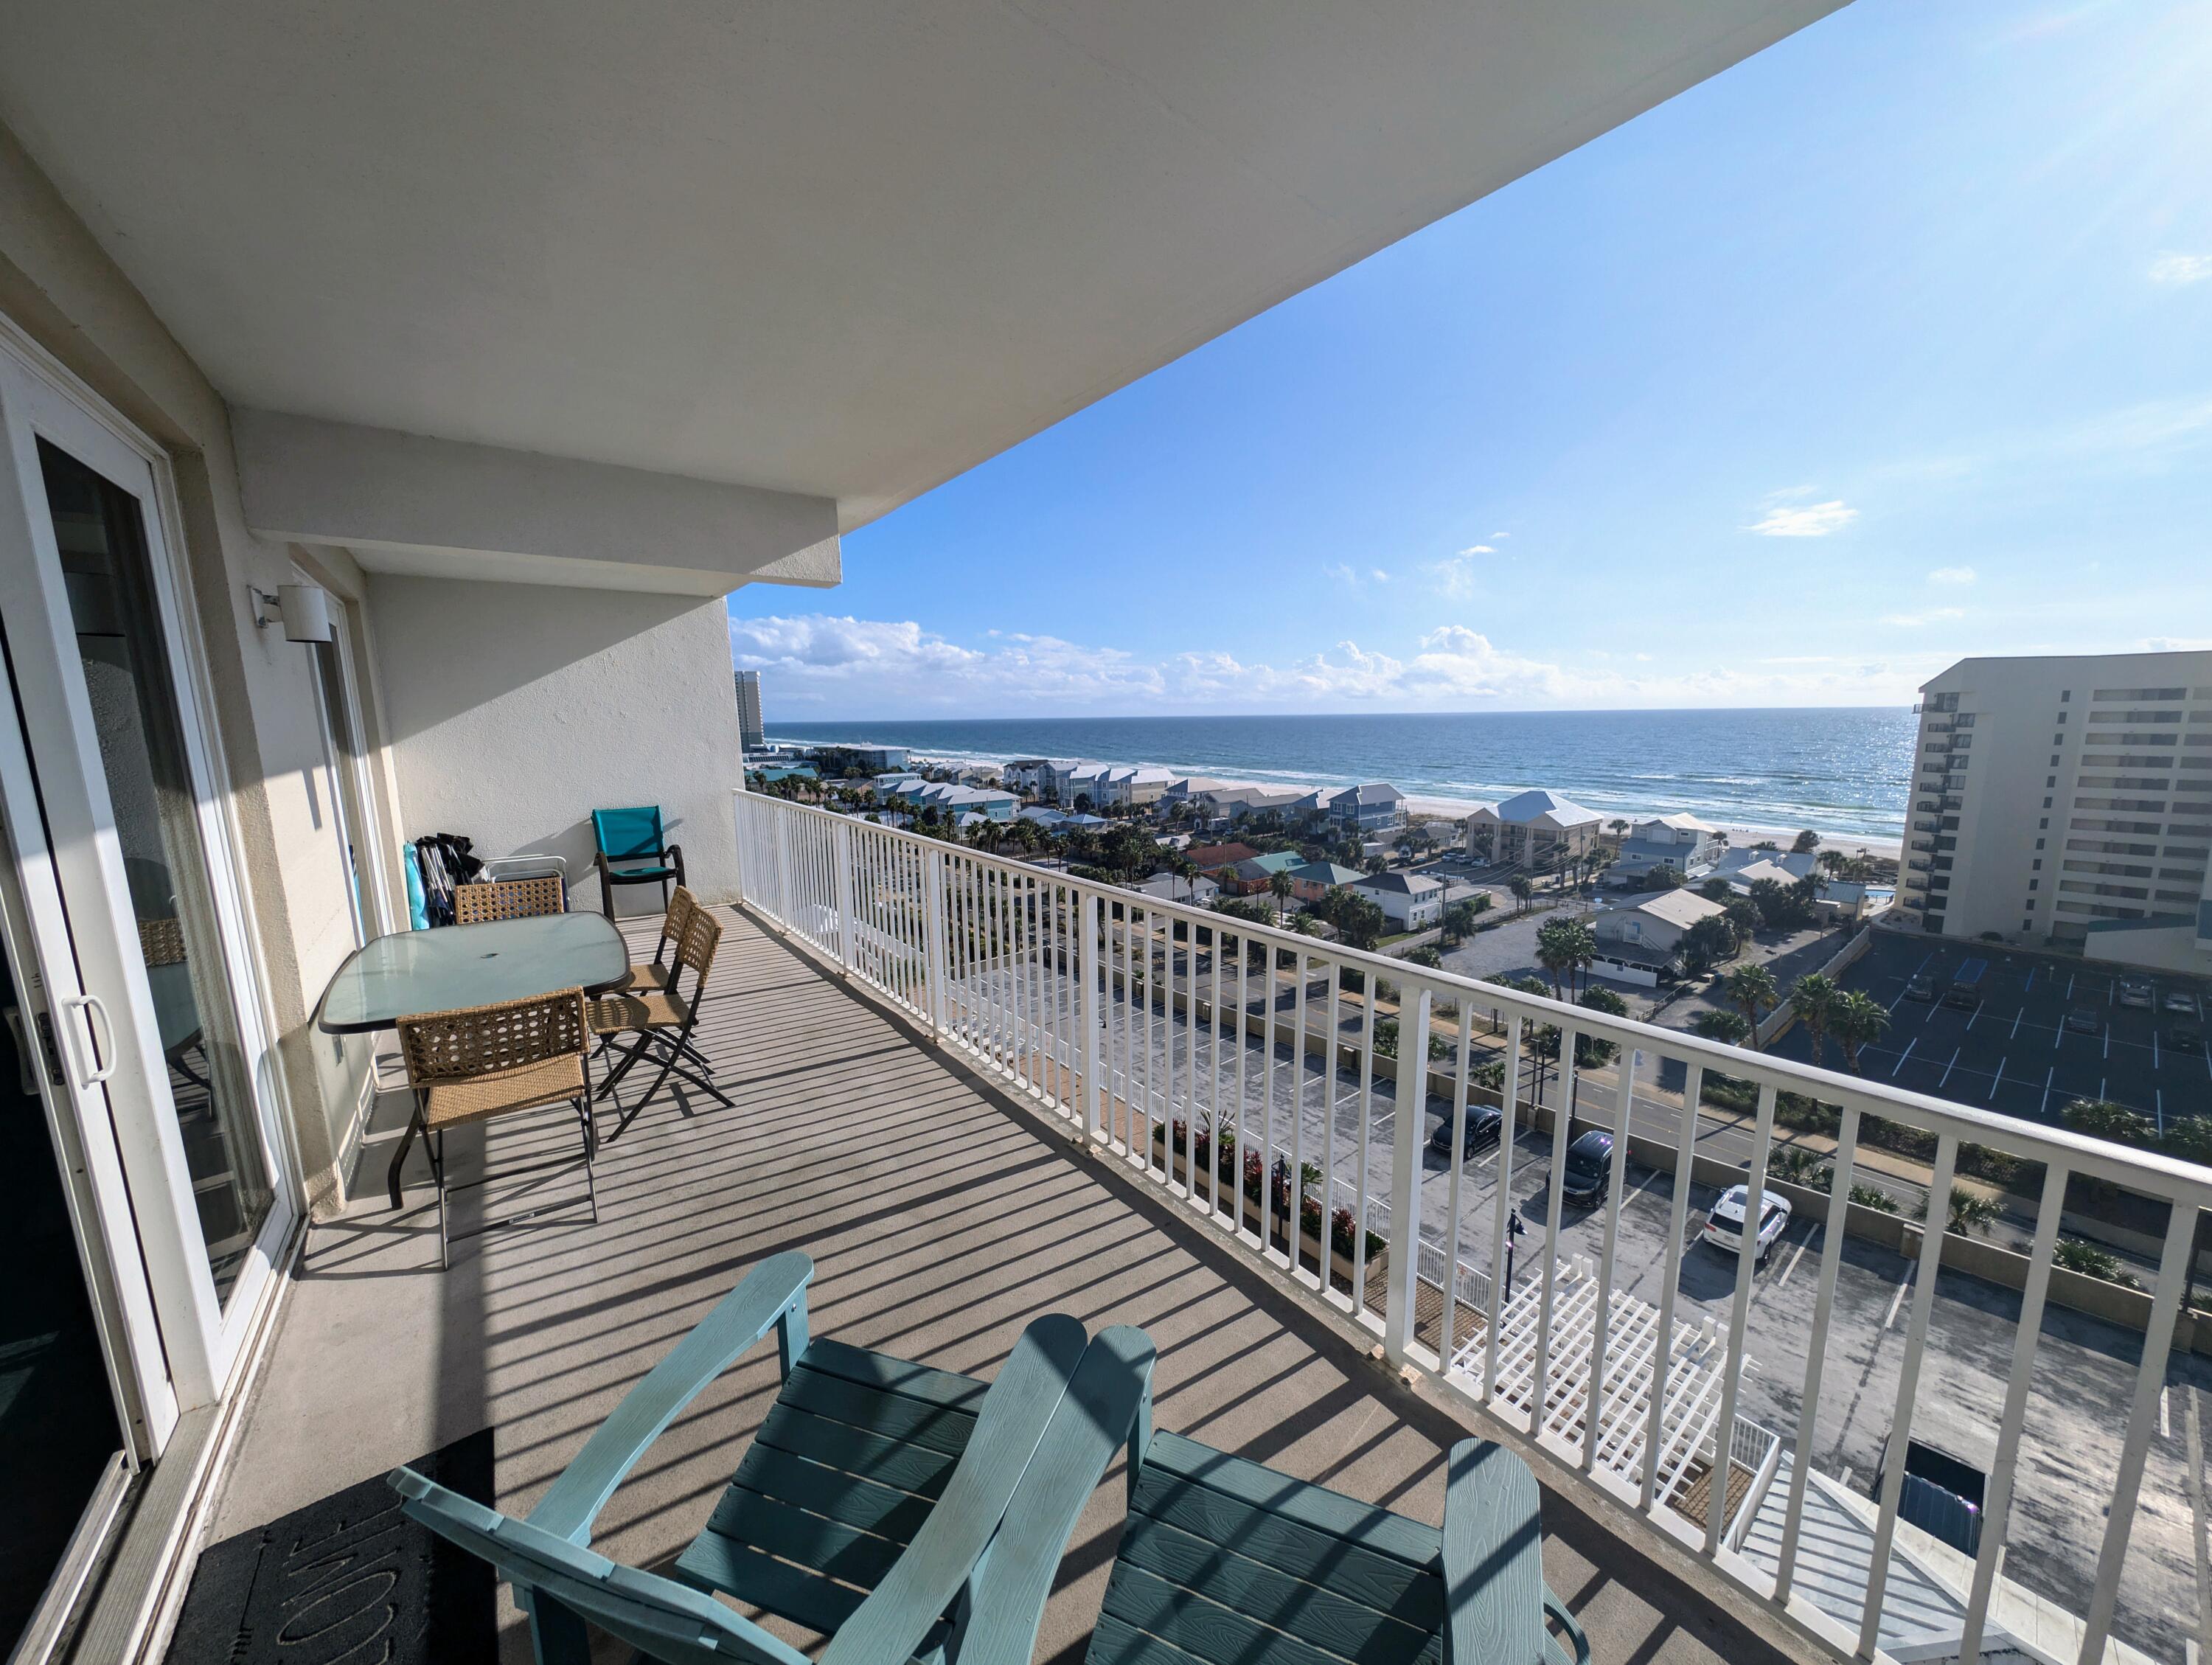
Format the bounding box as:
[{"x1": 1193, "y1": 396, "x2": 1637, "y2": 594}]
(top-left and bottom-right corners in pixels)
[
  {"x1": 1430, "y1": 1104, "x2": 1505, "y2": 1159},
  {"x1": 1559, "y1": 1129, "x2": 1614, "y2": 1208},
  {"x1": 1903, "y1": 973, "x2": 1936, "y2": 1003}
]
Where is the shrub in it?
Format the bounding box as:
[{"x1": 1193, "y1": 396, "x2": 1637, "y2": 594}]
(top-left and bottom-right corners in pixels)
[
  {"x1": 2053, "y1": 1236, "x2": 2142, "y2": 1289},
  {"x1": 1850, "y1": 1183, "x2": 1899, "y2": 1214},
  {"x1": 1769, "y1": 1146, "x2": 1832, "y2": 1188}
]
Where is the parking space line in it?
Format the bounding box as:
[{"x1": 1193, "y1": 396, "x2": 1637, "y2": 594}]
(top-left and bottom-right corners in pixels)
[
  {"x1": 1938, "y1": 1047, "x2": 1962, "y2": 1088},
  {"x1": 2040, "y1": 1065, "x2": 2055, "y2": 1116},
  {"x1": 1885, "y1": 1268, "x2": 1913, "y2": 1329},
  {"x1": 2154, "y1": 1033, "x2": 2161, "y2": 1070},
  {"x1": 2011, "y1": 1007, "x2": 2025, "y2": 1040},
  {"x1": 2024, "y1": 965, "x2": 2036, "y2": 993},
  {"x1": 2053, "y1": 1018, "x2": 2064, "y2": 1052},
  {"x1": 2067, "y1": 972, "x2": 2076, "y2": 1000},
  {"x1": 1989, "y1": 1054, "x2": 2006, "y2": 1102},
  {"x1": 1966, "y1": 1004, "x2": 1982, "y2": 1031},
  {"x1": 2104, "y1": 1029, "x2": 2112, "y2": 1061},
  {"x1": 1776, "y1": 1233, "x2": 1811, "y2": 1287},
  {"x1": 1891, "y1": 1038, "x2": 1918, "y2": 1080}
]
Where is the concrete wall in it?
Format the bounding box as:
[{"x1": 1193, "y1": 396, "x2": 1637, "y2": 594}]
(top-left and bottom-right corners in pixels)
[
  {"x1": 368, "y1": 576, "x2": 742, "y2": 916},
  {"x1": 0, "y1": 121, "x2": 374, "y2": 1213}
]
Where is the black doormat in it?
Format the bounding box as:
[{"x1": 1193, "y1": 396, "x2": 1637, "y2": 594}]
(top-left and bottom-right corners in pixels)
[{"x1": 165, "y1": 1429, "x2": 496, "y2": 1664}]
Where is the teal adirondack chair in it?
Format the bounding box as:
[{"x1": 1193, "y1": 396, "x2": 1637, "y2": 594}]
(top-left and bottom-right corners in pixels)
[
  {"x1": 960, "y1": 1368, "x2": 1592, "y2": 1665},
  {"x1": 593, "y1": 805, "x2": 686, "y2": 920},
  {"x1": 388, "y1": 1251, "x2": 1151, "y2": 1665}
]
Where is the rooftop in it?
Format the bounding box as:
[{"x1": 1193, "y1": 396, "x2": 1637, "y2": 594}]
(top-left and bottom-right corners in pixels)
[
  {"x1": 1486, "y1": 789, "x2": 1605, "y2": 829},
  {"x1": 1625, "y1": 888, "x2": 1730, "y2": 929}
]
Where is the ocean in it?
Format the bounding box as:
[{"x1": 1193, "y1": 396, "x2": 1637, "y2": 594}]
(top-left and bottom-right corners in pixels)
[{"x1": 766, "y1": 709, "x2": 1918, "y2": 841}]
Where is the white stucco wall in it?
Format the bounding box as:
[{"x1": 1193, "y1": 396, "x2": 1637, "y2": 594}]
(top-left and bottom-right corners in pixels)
[{"x1": 366, "y1": 576, "x2": 741, "y2": 916}]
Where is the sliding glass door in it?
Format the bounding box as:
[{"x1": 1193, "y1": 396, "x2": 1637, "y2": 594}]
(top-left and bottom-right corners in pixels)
[{"x1": 0, "y1": 331, "x2": 295, "y2": 1440}]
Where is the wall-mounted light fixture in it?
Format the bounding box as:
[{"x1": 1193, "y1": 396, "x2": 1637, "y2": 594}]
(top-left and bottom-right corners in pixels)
[{"x1": 248, "y1": 582, "x2": 335, "y2": 644}]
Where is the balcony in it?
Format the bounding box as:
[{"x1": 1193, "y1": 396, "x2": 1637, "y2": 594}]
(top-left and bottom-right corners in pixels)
[{"x1": 219, "y1": 797, "x2": 2211, "y2": 1665}]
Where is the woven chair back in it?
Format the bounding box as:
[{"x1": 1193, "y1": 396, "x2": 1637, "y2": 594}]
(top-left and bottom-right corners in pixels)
[
  {"x1": 658, "y1": 886, "x2": 698, "y2": 954},
  {"x1": 453, "y1": 874, "x2": 565, "y2": 925},
  {"x1": 397, "y1": 989, "x2": 589, "y2": 1086},
  {"x1": 138, "y1": 917, "x2": 187, "y2": 966},
  {"x1": 675, "y1": 906, "x2": 723, "y2": 989}
]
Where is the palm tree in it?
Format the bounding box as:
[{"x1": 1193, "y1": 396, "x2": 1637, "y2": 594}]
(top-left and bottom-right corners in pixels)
[
  {"x1": 1722, "y1": 963, "x2": 1781, "y2": 1049},
  {"x1": 1607, "y1": 817, "x2": 1630, "y2": 844},
  {"x1": 1173, "y1": 854, "x2": 1201, "y2": 904},
  {"x1": 1268, "y1": 867, "x2": 1295, "y2": 920},
  {"x1": 1509, "y1": 875, "x2": 1534, "y2": 914},
  {"x1": 1790, "y1": 973, "x2": 1837, "y2": 1067},
  {"x1": 1692, "y1": 1009, "x2": 1752, "y2": 1045},
  {"x1": 1829, "y1": 990, "x2": 1891, "y2": 1073},
  {"x1": 1535, "y1": 917, "x2": 1596, "y2": 1001}
]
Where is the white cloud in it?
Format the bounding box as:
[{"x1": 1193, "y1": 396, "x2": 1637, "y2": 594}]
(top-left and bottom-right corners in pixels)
[
  {"x1": 1459, "y1": 544, "x2": 1495, "y2": 556},
  {"x1": 731, "y1": 611, "x2": 1937, "y2": 715},
  {"x1": 1880, "y1": 607, "x2": 1966, "y2": 628},
  {"x1": 2150, "y1": 253, "x2": 2212, "y2": 286},
  {"x1": 1747, "y1": 499, "x2": 1857, "y2": 538},
  {"x1": 1324, "y1": 563, "x2": 1391, "y2": 586},
  {"x1": 2145, "y1": 636, "x2": 2212, "y2": 651},
  {"x1": 1927, "y1": 566, "x2": 1977, "y2": 585}
]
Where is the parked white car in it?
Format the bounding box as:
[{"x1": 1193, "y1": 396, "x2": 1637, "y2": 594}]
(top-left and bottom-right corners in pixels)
[{"x1": 1703, "y1": 1185, "x2": 1792, "y2": 1266}]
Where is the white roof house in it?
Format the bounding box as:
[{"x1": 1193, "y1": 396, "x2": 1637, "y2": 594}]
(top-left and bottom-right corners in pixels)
[
  {"x1": 1484, "y1": 788, "x2": 1604, "y2": 830},
  {"x1": 1722, "y1": 858, "x2": 1806, "y2": 891},
  {"x1": 1597, "y1": 889, "x2": 1727, "y2": 955},
  {"x1": 1711, "y1": 848, "x2": 1818, "y2": 881}
]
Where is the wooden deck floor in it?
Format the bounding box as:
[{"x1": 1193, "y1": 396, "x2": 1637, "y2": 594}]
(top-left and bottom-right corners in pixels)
[{"x1": 215, "y1": 905, "x2": 1806, "y2": 1665}]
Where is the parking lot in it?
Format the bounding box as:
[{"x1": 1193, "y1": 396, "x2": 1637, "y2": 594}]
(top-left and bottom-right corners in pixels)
[
  {"x1": 1407, "y1": 1122, "x2": 2209, "y2": 1665},
  {"x1": 1763, "y1": 931, "x2": 2212, "y2": 1130}
]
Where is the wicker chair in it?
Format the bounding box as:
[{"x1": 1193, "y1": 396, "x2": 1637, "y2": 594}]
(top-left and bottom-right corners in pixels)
[
  {"x1": 394, "y1": 989, "x2": 598, "y2": 1268},
  {"x1": 588, "y1": 906, "x2": 729, "y2": 1141},
  {"x1": 615, "y1": 886, "x2": 695, "y2": 995},
  {"x1": 453, "y1": 873, "x2": 566, "y2": 925}
]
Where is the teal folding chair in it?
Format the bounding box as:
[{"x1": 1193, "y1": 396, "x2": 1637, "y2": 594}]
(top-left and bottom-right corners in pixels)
[
  {"x1": 592, "y1": 805, "x2": 686, "y2": 921},
  {"x1": 961, "y1": 1369, "x2": 1590, "y2": 1665},
  {"x1": 387, "y1": 1252, "x2": 1148, "y2": 1665}
]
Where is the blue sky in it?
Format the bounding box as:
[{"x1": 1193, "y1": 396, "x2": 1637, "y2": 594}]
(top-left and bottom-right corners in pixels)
[{"x1": 730, "y1": 0, "x2": 2212, "y2": 719}]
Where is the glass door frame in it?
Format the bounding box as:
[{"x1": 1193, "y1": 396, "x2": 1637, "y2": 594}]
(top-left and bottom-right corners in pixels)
[{"x1": 0, "y1": 318, "x2": 298, "y2": 1411}]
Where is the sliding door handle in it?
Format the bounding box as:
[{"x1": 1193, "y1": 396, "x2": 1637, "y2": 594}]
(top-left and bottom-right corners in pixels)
[{"x1": 60, "y1": 993, "x2": 117, "y2": 1088}]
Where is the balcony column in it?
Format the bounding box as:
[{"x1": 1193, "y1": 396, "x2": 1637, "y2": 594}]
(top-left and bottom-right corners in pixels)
[{"x1": 1383, "y1": 984, "x2": 1432, "y2": 1366}]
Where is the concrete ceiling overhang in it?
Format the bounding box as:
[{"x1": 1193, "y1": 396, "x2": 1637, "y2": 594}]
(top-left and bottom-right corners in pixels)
[{"x1": 0, "y1": 1, "x2": 1842, "y2": 537}]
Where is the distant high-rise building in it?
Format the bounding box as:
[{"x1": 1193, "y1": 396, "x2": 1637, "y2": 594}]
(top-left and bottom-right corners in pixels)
[
  {"x1": 735, "y1": 670, "x2": 765, "y2": 752},
  {"x1": 1900, "y1": 650, "x2": 2212, "y2": 973}
]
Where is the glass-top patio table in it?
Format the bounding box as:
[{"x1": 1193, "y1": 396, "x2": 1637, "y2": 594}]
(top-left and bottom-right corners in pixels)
[{"x1": 315, "y1": 911, "x2": 630, "y2": 1207}]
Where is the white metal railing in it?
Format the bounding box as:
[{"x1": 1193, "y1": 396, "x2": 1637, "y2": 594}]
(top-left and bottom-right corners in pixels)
[{"x1": 731, "y1": 790, "x2": 2211, "y2": 1665}]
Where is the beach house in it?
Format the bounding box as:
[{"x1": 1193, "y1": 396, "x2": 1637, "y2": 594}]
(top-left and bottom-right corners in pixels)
[
  {"x1": 1352, "y1": 869, "x2": 1446, "y2": 930},
  {"x1": 1601, "y1": 884, "x2": 1734, "y2": 959},
  {"x1": 1326, "y1": 781, "x2": 1410, "y2": 832},
  {"x1": 1287, "y1": 859, "x2": 1367, "y2": 903},
  {"x1": 1608, "y1": 813, "x2": 1725, "y2": 886},
  {"x1": 1466, "y1": 788, "x2": 1604, "y2": 866}
]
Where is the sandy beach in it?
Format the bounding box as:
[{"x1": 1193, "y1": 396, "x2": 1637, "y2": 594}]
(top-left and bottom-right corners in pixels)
[{"x1": 1397, "y1": 796, "x2": 1902, "y2": 863}]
